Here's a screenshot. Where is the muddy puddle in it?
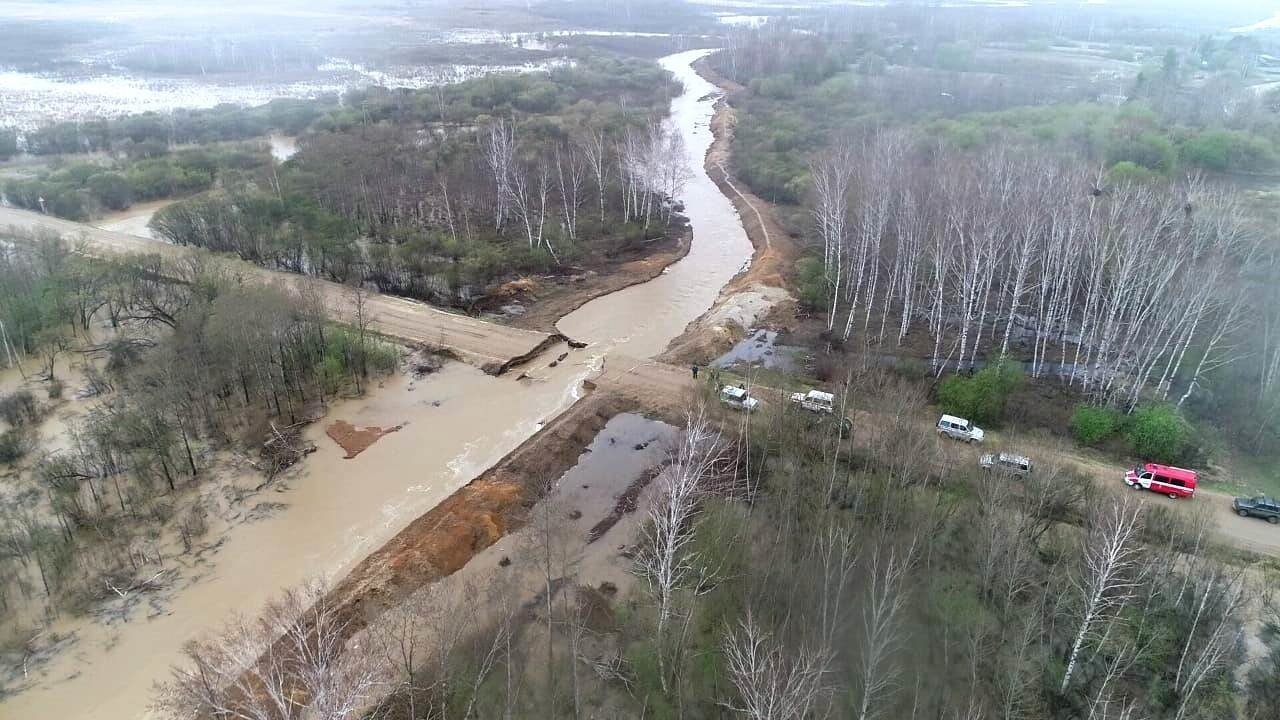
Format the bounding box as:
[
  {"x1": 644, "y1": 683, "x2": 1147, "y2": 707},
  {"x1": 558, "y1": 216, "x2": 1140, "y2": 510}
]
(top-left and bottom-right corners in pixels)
[
  {"x1": 712, "y1": 328, "x2": 805, "y2": 372},
  {"x1": 0, "y1": 48, "x2": 754, "y2": 720},
  {"x1": 359, "y1": 412, "x2": 678, "y2": 642}
]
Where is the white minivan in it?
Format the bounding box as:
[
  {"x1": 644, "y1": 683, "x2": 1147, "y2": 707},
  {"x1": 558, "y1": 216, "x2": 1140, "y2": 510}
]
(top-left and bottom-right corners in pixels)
[{"x1": 937, "y1": 414, "x2": 985, "y2": 443}]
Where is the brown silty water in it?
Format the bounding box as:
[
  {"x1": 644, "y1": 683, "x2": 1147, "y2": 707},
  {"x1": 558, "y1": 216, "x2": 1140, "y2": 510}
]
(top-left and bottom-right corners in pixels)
[{"x1": 0, "y1": 48, "x2": 752, "y2": 720}]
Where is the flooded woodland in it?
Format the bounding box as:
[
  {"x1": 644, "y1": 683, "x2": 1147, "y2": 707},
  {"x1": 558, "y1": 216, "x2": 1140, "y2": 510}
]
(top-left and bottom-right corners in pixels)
[
  {"x1": 4, "y1": 1, "x2": 1280, "y2": 719},
  {"x1": 0, "y1": 47, "x2": 755, "y2": 718}
]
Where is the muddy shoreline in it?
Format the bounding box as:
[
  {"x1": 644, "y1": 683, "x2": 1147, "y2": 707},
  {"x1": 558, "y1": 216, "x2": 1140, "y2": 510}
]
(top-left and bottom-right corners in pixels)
[
  {"x1": 328, "y1": 392, "x2": 648, "y2": 628},
  {"x1": 502, "y1": 219, "x2": 693, "y2": 335}
]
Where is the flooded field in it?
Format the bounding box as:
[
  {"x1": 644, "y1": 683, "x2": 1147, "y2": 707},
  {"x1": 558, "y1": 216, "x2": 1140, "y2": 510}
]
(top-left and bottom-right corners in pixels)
[
  {"x1": 0, "y1": 59, "x2": 571, "y2": 132},
  {"x1": 0, "y1": 48, "x2": 755, "y2": 720}
]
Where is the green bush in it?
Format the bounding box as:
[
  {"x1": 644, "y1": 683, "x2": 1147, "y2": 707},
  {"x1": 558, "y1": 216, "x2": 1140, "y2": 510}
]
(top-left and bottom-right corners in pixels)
[
  {"x1": 87, "y1": 172, "x2": 133, "y2": 210},
  {"x1": 1108, "y1": 161, "x2": 1162, "y2": 186},
  {"x1": 1107, "y1": 132, "x2": 1177, "y2": 174},
  {"x1": 0, "y1": 429, "x2": 28, "y2": 464},
  {"x1": 795, "y1": 256, "x2": 828, "y2": 311},
  {"x1": 47, "y1": 378, "x2": 64, "y2": 400},
  {"x1": 1125, "y1": 405, "x2": 1189, "y2": 463},
  {"x1": 937, "y1": 360, "x2": 1024, "y2": 426},
  {"x1": 1070, "y1": 404, "x2": 1122, "y2": 446},
  {"x1": 1179, "y1": 129, "x2": 1278, "y2": 172}
]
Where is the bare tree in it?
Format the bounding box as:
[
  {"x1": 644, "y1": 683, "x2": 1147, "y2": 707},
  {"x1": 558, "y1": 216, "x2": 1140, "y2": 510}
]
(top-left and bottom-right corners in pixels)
[
  {"x1": 1171, "y1": 566, "x2": 1248, "y2": 720},
  {"x1": 856, "y1": 535, "x2": 918, "y2": 720},
  {"x1": 634, "y1": 410, "x2": 726, "y2": 691},
  {"x1": 1060, "y1": 498, "x2": 1147, "y2": 693},
  {"x1": 575, "y1": 128, "x2": 610, "y2": 224},
  {"x1": 485, "y1": 120, "x2": 517, "y2": 230},
  {"x1": 555, "y1": 142, "x2": 587, "y2": 242},
  {"x1": 154, "y1": 580, "x2": 390, "y2": 720},
  {"x1": 809, "y1": 142, "x2": 854, "y2": 332},
  {"x1": 721, "y1": 611, "x2": 833, "y2": 720}
]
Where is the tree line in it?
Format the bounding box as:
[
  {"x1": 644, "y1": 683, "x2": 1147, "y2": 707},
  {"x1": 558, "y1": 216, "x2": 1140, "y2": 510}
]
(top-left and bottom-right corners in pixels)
[
  {"x1": 808, "y1": 137, "x2": 1258, "y2": 411},
  {"x1": 711, "y1": 22, "x2": 1280, "y2": 205},
  {"x1": 15, "y1": 97, "x2": 332, "y2": 157},
  {"x1": 2, "y1": 144, "x2": 271, "y2": 222}
]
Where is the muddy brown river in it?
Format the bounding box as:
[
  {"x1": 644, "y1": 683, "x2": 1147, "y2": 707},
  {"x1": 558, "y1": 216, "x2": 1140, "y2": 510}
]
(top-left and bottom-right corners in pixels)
[{"x1": 0, "y1": 49, "x2": 752, "y2": 719}]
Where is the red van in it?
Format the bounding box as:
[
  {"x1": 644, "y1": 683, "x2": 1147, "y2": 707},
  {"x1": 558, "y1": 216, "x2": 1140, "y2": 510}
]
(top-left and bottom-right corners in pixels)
[{"x1": 1124, "y1": 463, "x2": 1197, "y2": 499}]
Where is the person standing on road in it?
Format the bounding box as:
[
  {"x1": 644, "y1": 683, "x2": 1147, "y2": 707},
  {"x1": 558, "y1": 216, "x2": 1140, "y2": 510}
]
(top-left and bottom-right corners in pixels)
[{"x1": 692, "y1": 364, "x2": 699, "y2": 379}]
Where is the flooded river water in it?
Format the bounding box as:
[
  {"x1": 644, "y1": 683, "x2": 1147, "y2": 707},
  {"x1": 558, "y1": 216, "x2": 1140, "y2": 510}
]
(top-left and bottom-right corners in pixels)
[
  {"x1": 557, "y1": 51, "x2": 752, "y2": 358},
  {"x1": 0, "y1": 48, "x2": 751, "y2": 720}
]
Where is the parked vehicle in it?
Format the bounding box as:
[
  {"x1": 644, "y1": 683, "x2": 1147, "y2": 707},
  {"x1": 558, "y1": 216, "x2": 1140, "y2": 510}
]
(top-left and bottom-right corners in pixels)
[
  {"x1": 720, "y1": 385, "x2": 759, "y2": 412},
  {"x1": 790, "y1": 389, "x2": 835, "y2": 414},
  {"x1": 979, "y1": 452, "x2": 1032, "y2": 476},
  {"x1": 937, "y1": 414, "x2": 984, "y2": 443},
  {"x1": 1233, "y1": 495, "x2": 1280, "y2": 524},
  {"x1": 1124, "y1": 463, "x2": 1197, "y2": 499}
]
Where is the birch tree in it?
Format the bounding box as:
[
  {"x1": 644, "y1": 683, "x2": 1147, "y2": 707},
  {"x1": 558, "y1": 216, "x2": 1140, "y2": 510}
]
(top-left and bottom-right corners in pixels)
[
  {"x1": 722, "y1": 612, "x2": 833, "y2": 720},
  {"x1": 1060, "y1": 498, "x2": 1147, "y2": 693},
  {"x1": 634, "y1": 410, "x2": 726, "y2": 692}
]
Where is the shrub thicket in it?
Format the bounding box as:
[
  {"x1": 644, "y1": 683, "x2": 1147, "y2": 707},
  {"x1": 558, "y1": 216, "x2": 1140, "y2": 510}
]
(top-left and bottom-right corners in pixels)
[
  {"x1": 1125, "y1": 404, "x2": 1189, "y2": 463},
  {"x1": 937, "y1": 361, "x2": 1024, "y2": 426},
  {"x1": 1069, "y1": 404, "x2": 1123, "y2": 446}
]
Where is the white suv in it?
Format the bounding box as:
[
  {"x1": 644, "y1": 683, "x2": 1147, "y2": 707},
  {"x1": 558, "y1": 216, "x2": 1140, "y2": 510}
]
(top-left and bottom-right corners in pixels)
[{"x1": 937, "y1": 414, "x2": 984, "y2": 443}]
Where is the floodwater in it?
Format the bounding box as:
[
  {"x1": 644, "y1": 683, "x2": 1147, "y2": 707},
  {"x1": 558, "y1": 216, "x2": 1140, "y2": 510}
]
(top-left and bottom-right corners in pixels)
[
  {"x1": 93, "y1": 198, "x2": 176, "y2": 239},
  {"x1": 558, "y1": 49, "x2": 753, "y2": 360},
  {"x1": 0, "y1": 48, "x2": 754, "y2": 719},
  {"x1": 0, "y1": 61, "x2": 570, "y2": 132}
]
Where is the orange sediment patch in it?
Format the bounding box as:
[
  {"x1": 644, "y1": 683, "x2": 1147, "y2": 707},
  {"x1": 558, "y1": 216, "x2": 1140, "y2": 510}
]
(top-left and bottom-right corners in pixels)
[{"x1": 325, "y1": 420, "x2": 404, "y2": 459}]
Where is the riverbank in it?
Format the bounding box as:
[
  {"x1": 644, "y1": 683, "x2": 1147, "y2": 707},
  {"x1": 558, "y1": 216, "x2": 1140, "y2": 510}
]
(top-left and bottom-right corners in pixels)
[
  {"x1": 490, "y1": 218, "x2": 693, "y2": 335},
  {"x1": 660, "y1": 57, "x2": 799, "y2": 366}
]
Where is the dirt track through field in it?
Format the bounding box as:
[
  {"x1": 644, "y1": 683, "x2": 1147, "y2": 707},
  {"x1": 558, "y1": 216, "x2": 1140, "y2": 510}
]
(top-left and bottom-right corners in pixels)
[{"x1": 0, "y1": 205, "x2": 556, "y2": 373}]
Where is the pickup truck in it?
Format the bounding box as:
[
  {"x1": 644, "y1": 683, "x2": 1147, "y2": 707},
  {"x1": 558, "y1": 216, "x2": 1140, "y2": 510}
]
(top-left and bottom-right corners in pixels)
[
  {"x1": 1234, "y1": 495, "x2": 1280, "y2": 524},
  {"x1": 790, "y1": 390, "x2": 835, "y2": 414}
]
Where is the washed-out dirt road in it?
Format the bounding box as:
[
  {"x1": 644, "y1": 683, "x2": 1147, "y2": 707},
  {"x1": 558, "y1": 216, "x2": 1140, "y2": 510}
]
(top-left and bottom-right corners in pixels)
[{"x1": 0, "y1": 205, "x2": 557, "y2": 373}]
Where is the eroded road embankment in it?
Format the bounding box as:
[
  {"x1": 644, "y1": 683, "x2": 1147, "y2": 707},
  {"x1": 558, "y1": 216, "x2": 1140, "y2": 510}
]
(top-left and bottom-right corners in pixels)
[
  {"x1": 327, "y1": 356, "x2": 697, "y2": 628},
  {"x1": 0, "y1": 205, "x2": 555, "y2": 373}
]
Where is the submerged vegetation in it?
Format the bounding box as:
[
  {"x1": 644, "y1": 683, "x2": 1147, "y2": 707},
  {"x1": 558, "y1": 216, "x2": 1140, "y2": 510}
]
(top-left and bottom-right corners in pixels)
[{"x1": 0, "y1": 233, "x2": 396, "y2": 626}]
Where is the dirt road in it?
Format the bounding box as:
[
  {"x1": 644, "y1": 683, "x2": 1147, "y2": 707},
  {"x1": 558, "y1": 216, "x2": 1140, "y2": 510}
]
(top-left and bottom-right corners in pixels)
[
  {"x1": 1, "y1": 206, "x2": 556, "y2": 373},
  {"x1": 585, "y1": 354, "x2": 1280, "y2": 559}
]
